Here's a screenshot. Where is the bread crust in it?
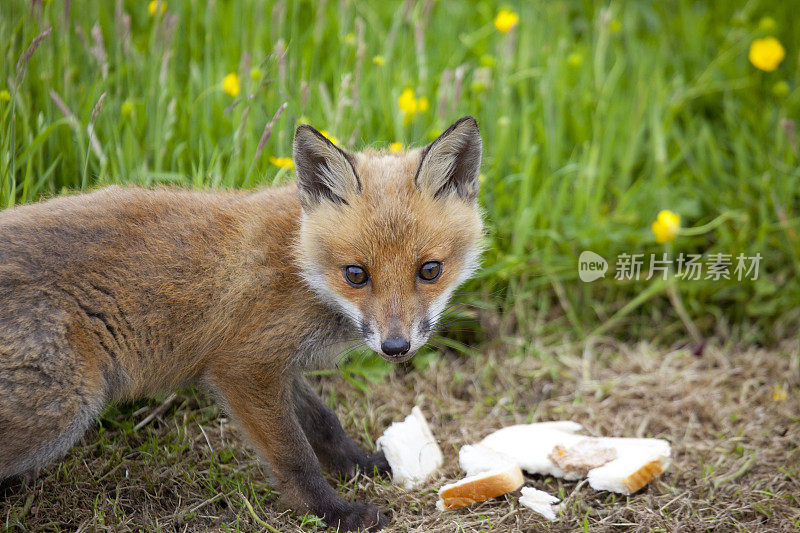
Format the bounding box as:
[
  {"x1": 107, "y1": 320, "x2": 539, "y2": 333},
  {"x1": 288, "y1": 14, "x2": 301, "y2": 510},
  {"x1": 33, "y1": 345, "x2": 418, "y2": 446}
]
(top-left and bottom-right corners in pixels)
[
  {"x1": 623, "y1": 459, "x2": 664, "y2": 493},
  {"x1": 438, "y1": 465, "x2": 524, "y2": 510}
]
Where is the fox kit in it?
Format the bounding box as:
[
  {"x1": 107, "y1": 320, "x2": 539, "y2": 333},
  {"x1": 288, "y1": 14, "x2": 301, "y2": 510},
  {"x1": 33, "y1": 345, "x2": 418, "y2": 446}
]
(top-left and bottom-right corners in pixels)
[{"x1": 0, "y1": 117, "x2": 483, "y2": 530}]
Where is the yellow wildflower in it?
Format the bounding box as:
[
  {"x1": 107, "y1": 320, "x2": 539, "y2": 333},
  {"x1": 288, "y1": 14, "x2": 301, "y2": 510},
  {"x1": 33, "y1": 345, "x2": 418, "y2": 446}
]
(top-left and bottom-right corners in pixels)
[
  {"x1": 148, "y1": 0, "x2": 166, "y2": 16},
  {"x1": 373, "y1": 55, "x2": 385, "y2": 66},
  {"x1": 749, "y1": 37, "x2": 786, "y2": 72},
  {"x1": 223, "y1": 73, "x2": 240, "y2": 97},
  {"x1": 479, "y1": 54, "x2": 496, "y2": 68},
  {"x1": 398, "y1": 88, "x2": 417, "y2": 115},
  {"x1": 319, "y1": 130, "x2": 338, "y2": 145},
  {"x1": 344, "y1": 32, "x2": 356, "y2": 46},
  {"x1": 0, "y1": 89, "x2": 10, "y2": 103},
  {"x1": 609, "y1": 19, "x2": 621, "y2": 34},
  {"x1": 773, "y1": 383, "x2": 787, "y2": 401},
  {"x1": 651, "y1": 210, "x2": 681, "y2": 243},
  {"x1": 250, "y1": 67, "x2": 262, "y2": 82},
  {"x1": 269, "y1": 156, "x2": 294, "y2": 169},
  {"x1": 389, "y1": 142, "x2": 403, "y2": 154},
  {"x1": 398, "y1": 88, "x2": 430, "y2": 124},
  {"x1": 494, "y1": 9, "x2": 519, "y2": 34}
]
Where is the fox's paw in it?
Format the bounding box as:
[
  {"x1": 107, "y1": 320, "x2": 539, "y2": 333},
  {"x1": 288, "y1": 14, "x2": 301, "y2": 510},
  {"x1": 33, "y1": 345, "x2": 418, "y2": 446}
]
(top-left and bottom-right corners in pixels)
[
  {"x1": 330, "y1": 449, "x2": 391, "y2": 479},
  {"x1": 327, "y1": 502, "x2": 388, "y2": 532},
  {"x1": 360, "y1": 450, "x2": 391, "y2": 479}
]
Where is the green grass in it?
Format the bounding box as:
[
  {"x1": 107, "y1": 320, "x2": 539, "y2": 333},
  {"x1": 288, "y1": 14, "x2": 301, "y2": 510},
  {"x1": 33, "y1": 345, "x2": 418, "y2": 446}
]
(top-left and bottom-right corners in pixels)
[{"x1": 1, "y1": 0, "x2": 799, "y2": 346}]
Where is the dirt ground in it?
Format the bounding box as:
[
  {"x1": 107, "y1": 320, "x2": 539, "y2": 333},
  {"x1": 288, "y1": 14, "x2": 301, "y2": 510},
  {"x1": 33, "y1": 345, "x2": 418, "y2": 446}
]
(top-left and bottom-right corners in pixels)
[{"x1": 2, "y1": 340, "x2": 799, "y2": 532}]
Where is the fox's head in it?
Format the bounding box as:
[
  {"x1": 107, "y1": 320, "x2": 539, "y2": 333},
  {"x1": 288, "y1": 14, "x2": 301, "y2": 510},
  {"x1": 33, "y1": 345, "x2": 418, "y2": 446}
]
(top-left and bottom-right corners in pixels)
[{"x1": 293, "y1": 117, "x2": 483, "y2": 363}]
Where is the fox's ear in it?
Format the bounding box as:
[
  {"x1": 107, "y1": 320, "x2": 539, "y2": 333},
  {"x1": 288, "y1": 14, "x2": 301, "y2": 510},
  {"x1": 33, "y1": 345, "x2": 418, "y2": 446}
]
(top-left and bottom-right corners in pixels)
[
  {"x1": 414, "y1": 116, "x2": 482, "y2": 202},
  {"x1": 293, "y1": 125, "x2": 361, "y2": 209}
]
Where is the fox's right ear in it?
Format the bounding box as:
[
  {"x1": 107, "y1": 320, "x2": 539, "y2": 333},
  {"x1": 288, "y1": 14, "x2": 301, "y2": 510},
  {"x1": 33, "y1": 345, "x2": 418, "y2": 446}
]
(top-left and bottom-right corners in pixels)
[{"x1": 293, "y1": 125, "x2": 362, "y2": 210}]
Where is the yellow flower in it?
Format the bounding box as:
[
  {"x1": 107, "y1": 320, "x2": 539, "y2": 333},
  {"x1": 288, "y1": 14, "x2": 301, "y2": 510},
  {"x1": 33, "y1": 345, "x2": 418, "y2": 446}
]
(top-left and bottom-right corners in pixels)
[
  {"x1": 344, "y1": 32, "x2": 356, "y2": 46},
  {"x1": 269, "y1": 156, "x2": 294, "y2": 169},
  {"x1": 651, "y1": 210, "x2": 681, "y2": 243},
  {"x1": 609, "y1": 19, "x2": 622, "y2": 34},
  {"x1": 373, "y1": 55, "x2": 385, "y2": 66},
  {"x1": 773, "y1": 383, "x2": 787, "y2": 401},
  {"x1": 749, "y1": 37, "x2": 786, "y2": 72},
  {"x1": 398, "y1": 88, "x2": 430, "y2": 124},
  {"x1": 0, "y1": 89, "x2": 10, "y2": 103},
  {"x1": 389, "y1": 142, "x2": 403, "y2": 154},
  {"x1": 148, "y1": 0, "x2": 166, "y2": 16},
  {"x1": 250, "y1": 67, "x2": 262, "y2": 82},
  {"x1": 120, "y1": 99, "x2": 134, "y2": 120},
  {"x1": 479, "y1": 54, "x2": 496, "y2": 68},
  {"x1": 494, "y1": 9, "x2": 519, "y2": 34},
  {"x1": 223, "y1": 73, "x2": 240, "y2": 97},
  {"x1": 398, "y1": 88, "x2": 417, "y2": 115},
  {"x1": 319, "y1": 130, "x2": 339, "y2": 145}
]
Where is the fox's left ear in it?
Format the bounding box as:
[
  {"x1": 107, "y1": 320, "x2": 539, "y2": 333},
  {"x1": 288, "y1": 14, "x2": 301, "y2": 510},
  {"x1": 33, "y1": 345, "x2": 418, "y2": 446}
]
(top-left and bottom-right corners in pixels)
[
  {"x1": 414, "y1": 116, "x2": 482, "y2": 202},
  {"x1": 293, "y1": 125, "x2": 362, "y2": 210}
]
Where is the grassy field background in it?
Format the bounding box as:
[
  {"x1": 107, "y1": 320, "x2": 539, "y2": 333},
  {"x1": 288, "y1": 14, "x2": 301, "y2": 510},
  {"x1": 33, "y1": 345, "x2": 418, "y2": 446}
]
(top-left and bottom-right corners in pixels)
[
  {"x1": 2, "y1": 1, "x2": 800, "y2": 531},
  {"x1": 3, "y1": 0, "x2": 799, "y2": 350}
]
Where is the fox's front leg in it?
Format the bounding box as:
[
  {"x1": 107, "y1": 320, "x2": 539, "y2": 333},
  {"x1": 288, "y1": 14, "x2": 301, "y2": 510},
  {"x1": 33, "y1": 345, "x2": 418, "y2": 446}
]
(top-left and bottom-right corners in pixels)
[
  {"x1": 293, "y1": 376, "x2": 390, "y2": 479},
  {"x1": 206, "y1": 359, "x2": 387, "y2": 531}
]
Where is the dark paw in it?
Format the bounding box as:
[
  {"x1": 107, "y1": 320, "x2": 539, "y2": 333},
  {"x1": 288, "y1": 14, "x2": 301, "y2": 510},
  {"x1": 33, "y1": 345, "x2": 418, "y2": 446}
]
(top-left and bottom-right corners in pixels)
[
  {"x1": 329, "y1": 450, "x2": 391, "y2": 480},
  {"x1": 327, "y1": 502, "x2": 388, "y2": 532},
  {"x1": 359, "y1": 450, "x2": 391, "y2": 479}
]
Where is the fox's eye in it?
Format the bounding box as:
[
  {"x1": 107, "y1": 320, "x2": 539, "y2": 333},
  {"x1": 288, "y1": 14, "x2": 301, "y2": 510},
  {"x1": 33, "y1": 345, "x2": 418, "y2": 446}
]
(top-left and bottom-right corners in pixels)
[
  {"x1": 344, "y1": 265, "x2": 369, "y2": 287},
  {"x1": 418, "y1": 261, "x2": 442, "y2": 282}
]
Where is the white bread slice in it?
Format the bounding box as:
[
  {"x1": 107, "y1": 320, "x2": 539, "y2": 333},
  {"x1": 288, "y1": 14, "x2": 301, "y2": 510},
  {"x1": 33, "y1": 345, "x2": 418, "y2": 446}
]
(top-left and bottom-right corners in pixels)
[
  {"x1": 476, "y1": 422, "x2": 587, "y2": 479},
  {"x1": 375, "y1": 406, "x2": 443, "y2": 489},
  {"x1": 437, "y1": 463, "x2": 524, "y2": 511},
  {"x1": 474, "y1": 422, "x2": 671, "y2": 492},
  {"x1": 458, "y1": 444, "x2": 518, "y2": 476},
  {"x1": 519, "y1": 486, "x2": 560, "y2": 522},
  {"x1": 587, "y1": 447, "x2": 667, "y2": 494}
]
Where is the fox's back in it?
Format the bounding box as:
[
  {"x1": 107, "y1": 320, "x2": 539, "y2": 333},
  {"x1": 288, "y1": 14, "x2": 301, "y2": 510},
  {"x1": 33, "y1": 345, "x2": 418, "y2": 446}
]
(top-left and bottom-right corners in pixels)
[{"x1": 0, "y1": 185, "x2": 325, "y2": 397}]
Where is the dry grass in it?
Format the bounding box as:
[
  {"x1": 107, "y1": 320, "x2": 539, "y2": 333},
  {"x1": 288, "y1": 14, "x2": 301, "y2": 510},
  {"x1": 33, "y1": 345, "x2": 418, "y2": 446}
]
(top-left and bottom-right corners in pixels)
[{"x1": 2, "y1": 341, "x2": 799, "y2": 532}]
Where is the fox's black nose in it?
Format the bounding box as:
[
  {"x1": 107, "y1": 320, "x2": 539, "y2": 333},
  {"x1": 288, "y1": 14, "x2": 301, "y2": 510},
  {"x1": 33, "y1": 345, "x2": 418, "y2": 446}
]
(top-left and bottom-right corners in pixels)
[{"x1": 381, "y1": 336, "x2": 410, "y2": 356}]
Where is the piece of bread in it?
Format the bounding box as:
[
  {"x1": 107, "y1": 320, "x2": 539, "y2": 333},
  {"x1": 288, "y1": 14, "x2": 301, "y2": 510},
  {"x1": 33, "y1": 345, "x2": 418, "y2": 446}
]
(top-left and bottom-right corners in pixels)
[
  {"x1": 458, "y1": 444, "x2": 518, "y2": 476},
  {"x1": 469, "y1": 422, "x2": 586, "y2": 479},
  {"x1": 587, "y1": 451, "x2": 666, "y2": 494},
  {"x1": 519, "y1": 486, "x2": 560, "y2": 522},
  {"x1": 375, "y1": 406, "x2": 443, "y2": 489},
  {"x1": 469, "y1": 422, "x2": 671, "y2": 492},
  {"x1": 548, "y1": 440, "x2": 617, "y2": 477},
  {"x1": 437, "y1": 463, "x2": 524, "y2": 510}
]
